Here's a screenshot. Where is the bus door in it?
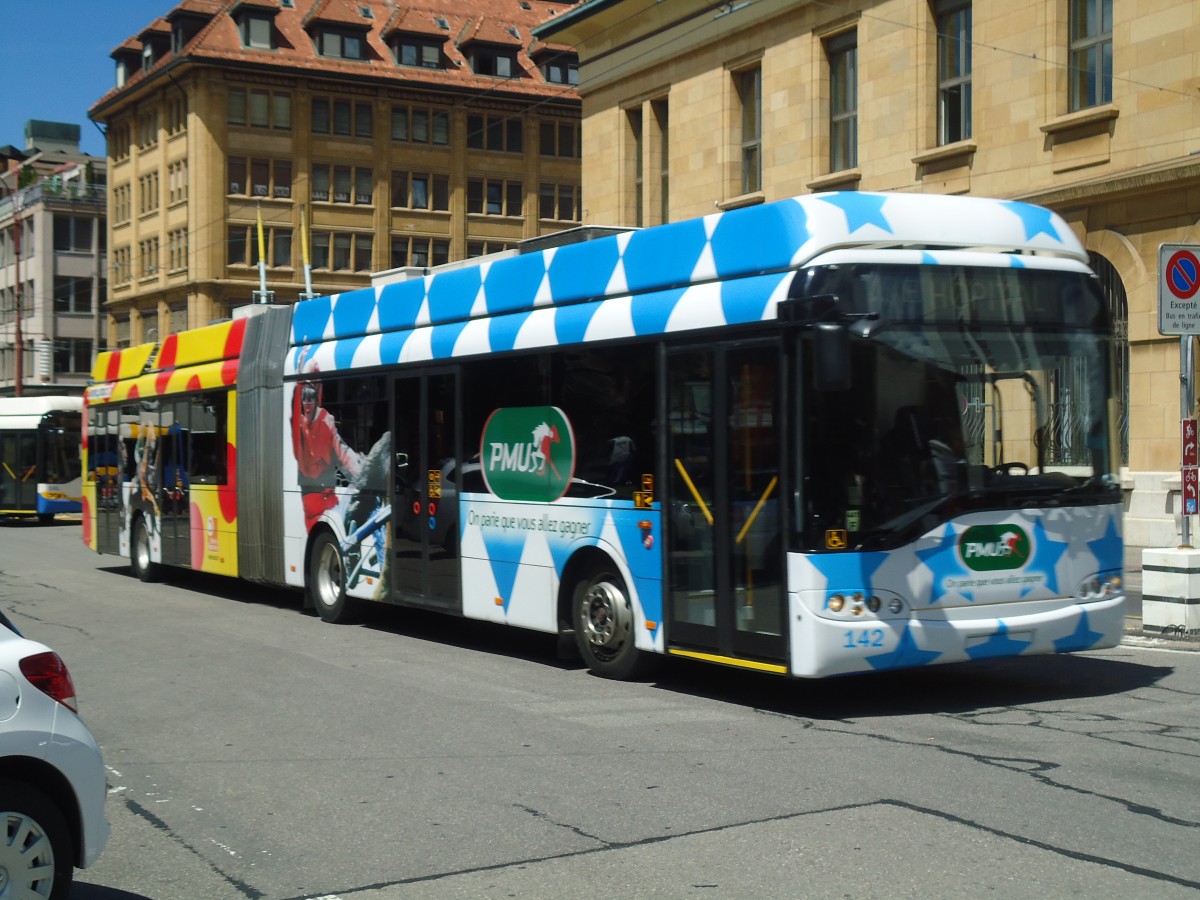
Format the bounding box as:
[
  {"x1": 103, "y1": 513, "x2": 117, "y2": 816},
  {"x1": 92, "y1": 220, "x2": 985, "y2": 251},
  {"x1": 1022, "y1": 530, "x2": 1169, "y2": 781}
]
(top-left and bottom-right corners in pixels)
[
  {"x1": 93, "y1": 407, "x2": 123, "y2": 555},
  {"x1": 391, "y1": 371, "x2": 461, "y2": 611},
  {"x1": 665, "y1": 343, "x2": 788, "y2": 665},
  {"x1": 158, "y1": 401, "x2": 190, "y2": 567},
  {"x1": 0, "y1": 428, "x2": 35, "y2": 513}
]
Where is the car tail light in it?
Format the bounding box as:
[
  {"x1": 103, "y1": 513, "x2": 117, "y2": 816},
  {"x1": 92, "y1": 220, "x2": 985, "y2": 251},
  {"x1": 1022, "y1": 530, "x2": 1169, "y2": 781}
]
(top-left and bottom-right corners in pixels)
[{"x1": 19, "y1": 652, "x2": 78, "y2": 712}]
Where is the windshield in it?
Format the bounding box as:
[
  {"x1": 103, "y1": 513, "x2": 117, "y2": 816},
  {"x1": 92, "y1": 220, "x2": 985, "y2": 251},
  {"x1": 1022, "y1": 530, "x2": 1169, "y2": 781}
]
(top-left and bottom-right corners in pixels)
[{"x1": 798, "y1": 263, "x2": 1120, "y2": 551}]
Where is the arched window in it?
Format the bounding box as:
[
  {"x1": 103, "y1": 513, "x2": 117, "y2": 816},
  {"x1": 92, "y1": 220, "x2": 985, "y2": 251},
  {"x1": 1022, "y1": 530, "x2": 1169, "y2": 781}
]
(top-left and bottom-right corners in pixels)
[{"x1": 1089, "y1": 252, "x2": 1129, "y2": 466}]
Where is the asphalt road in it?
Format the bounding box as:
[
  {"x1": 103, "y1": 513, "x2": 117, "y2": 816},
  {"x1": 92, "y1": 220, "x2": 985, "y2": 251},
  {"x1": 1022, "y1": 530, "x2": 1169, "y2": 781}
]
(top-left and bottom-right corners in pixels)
[{"x1": 2, "y1": 521, "x2": 1199, "y2": 899}]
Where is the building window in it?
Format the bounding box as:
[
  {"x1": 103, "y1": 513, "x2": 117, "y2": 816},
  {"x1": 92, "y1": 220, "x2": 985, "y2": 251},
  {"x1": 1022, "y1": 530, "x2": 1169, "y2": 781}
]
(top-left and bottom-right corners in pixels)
[
  {"x1": 391, "y1": 236, "x2": 450, "y2": 269},
  {"x1": 168, "y1": 228, "x2": 189, "y2": 271},
  {"x1": 168, "y1": 159, "x2": 188, "y2": 204},
  {"x1": 137, "y1": 109, "x2": 159, "y2": 149},
  {"x1": 166, "y1": 95, "x2": 187, "y2": 135},
  {"x1": 467, "y1": 178, "x2": 522, "y2": 217},
  {"x1": 239, "y1": 11, "x2": 274, "y2": 49},
  {"x1": 315, "y1": 28, "x2": 367, "y2": 60},
  {"x1": 110, "y1": 123, "x2": 132, "y2": 161},
  {"x1": 466, "y1": 114, "x2": 523, "y2": 152},
  {"x1": 169, "y1": 306, "x2": 188, "y2": 334},
  {"x1": 229, "y1": 88, "x2": 290, "y2": 129},
  {"x1": 54, "y1": 339, "x2": 93, "y2": 375},
  {"x1": 540, "y1": 54, "x2": 578, "y2": 85},
  {"x1": 113, "y1": 247, "x2": 132, "y2": 285},
  {"x1": 466, "y1": 240, "x2": 513, "y2": 259},
  {"x1": 737, "y1": 67, "x2": 761, "y2": 194},
  {"x1": 394, "y1": 37, "x2": 442, "y2": 68},
  {"x1": 311, "y1": 164, "x2": 371, "y2": 204},
  {"x1": 469, "y1": 46, "x2": 519, "y2": 78},
  {"x1": 538, "y1": 183, "x2": 580, "y2": 222},
  {"x1": 538, "y1": 120, "x2": 579, "y2": 158},
  {"x1": 391, "y1": 106, "x2": 449, "y2": 145},
  {"x1": 936, "y1": 0, "x2": 971, "y2": 144},
  {"x1": 138, "y1": 237, "x2": 160, "y2": 277},
  {"x1": 53, "y1": 216, "x2": 94, "y2": 252},
  {"x1": 627, "y1": 107, "x2": 643, "y2": 227},
  {"x1": 311, "y1": 232, "x2": 372, "y2": 271},
  {"x1": 312, "y1": 97, "x2": 370, "y2": 137},
  {"x1": 138, "y1": 172, "x2": 160, "y2": 214},
  {"x1": 827, "y1": 30, "x2": 858, "y2": 171},
  {"x1": 113, "y1": 184, "x2": 131, "y2": 223},
  {"x1": 652, "y1": 99, "x2": 669, "y2": 224},
  {"x1": 228, "y1": 226, "x2": 292, "y2": 267},
  {"x1": 390, "y1": 171, "x2": 449, "y2": 211},
  {"x1": 228, "y1": 157, "x2": 292, "y2": 199},
  {"x1": 1069, "y1": 0, "x2": 1112, "y2": 110},
  {"x1": 54, "y1": 277, "x2": 95, "y2": 314}
]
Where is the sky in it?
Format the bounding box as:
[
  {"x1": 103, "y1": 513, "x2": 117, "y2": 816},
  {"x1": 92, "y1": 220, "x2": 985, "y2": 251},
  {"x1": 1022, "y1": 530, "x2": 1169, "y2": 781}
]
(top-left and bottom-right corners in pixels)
[{"x1": 0, "y1": 1, "x2": 171, "y2": 157}]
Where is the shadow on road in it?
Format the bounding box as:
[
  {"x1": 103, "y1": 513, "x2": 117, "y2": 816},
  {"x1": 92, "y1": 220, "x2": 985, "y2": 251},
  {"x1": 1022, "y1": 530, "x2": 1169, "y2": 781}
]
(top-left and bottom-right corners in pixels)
[
  {"x1": 72, "y1": 884, "x2": 153, "y2": 900},
  {"x1": 650, "y1": 652, "x2": 1174, "y2": 718},
  {"x1": 88, "y1": 562, "x2": 1173, "y2": 716}
]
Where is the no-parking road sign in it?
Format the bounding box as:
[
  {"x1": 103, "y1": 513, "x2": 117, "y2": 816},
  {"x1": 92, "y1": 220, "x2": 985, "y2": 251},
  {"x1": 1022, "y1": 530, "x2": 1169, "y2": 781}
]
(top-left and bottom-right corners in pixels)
[{"x1": 1160, "y1": 243, "x2": 1200, "y2": 334}]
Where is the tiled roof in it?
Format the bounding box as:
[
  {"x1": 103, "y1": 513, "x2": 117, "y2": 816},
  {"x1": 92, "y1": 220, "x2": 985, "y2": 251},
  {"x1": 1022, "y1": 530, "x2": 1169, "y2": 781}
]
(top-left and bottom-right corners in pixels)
[
  {"x1": 92, "y1": 0, "x2": 580, "y2": 118},
  {"x1": 383, "y1": 7, "x2": 451, "y2": 40},
  {"x1": 138, "y1": 17, "x2": 173, "y2": 40}
]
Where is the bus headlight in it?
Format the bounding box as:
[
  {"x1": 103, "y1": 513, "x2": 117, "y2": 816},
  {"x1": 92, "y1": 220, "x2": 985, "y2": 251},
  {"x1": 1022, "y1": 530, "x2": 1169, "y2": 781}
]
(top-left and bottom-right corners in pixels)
[{"x1": 1077, "y1": 571, "x2": 1122, "y2": 600}]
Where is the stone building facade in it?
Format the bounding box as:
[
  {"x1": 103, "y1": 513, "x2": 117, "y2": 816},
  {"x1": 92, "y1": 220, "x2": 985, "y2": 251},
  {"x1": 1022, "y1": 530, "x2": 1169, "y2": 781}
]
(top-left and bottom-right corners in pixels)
[
  {"x1": 0, "y1": 121, "x2": 107, "y2": 396},
  {"x1": 539, "y1": 0, "x2": 1200, "y2": 552},
  {"x1": 89, "y1": 0, "x2": 582, "y2": 346}
]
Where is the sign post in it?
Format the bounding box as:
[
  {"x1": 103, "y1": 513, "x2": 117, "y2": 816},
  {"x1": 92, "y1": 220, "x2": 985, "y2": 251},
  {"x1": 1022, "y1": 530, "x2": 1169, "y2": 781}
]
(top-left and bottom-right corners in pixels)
[{"x1": 1160, "y1": 244, "x2": 1200, "y2": 547}]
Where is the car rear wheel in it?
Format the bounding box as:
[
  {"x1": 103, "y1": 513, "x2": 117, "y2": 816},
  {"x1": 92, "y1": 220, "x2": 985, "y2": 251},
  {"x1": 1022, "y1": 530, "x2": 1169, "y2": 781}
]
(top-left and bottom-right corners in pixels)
[
  {"x1": 0, "y1": 779, "x2": 74, "y2": 900},
  {"x1": 131, "y1": 516, "x2": 160, "y2": 583},
  {"x1": 308, "y1": 531, "x2": 360, "y2": 624}
]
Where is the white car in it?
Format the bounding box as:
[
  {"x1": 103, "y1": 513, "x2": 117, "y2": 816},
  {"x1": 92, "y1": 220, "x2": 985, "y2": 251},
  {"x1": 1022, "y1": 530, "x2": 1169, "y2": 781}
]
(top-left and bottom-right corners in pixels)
[{"x1": 0, "y1": 608, "x2": 109, "y2": 899}]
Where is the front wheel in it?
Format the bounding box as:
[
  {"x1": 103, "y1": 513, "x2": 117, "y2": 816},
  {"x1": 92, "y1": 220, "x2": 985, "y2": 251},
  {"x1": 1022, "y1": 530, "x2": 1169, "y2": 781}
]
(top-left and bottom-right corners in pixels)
[
  {"x1": 131, "y1": 516, "x2": 160, "y2": 582},
  {"x1": 308, "y1": 531, "x2": 360, "y2": 624},
  {"x1": 573, "y1": 567, "x2": 652, "y2": 680},
  {"x1": 0, "y1": 778, "x2": 75, "y2": 900}
]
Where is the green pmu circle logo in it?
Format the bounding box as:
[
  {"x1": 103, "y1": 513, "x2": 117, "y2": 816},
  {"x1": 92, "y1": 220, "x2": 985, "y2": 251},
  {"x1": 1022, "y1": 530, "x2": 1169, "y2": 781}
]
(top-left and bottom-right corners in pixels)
[
  {"x1": 958, "y1": 525, "x2": 1031, "y2": 571},
  {"x1": 481, "y1": 406, "x2": 576, "y2": 502}
]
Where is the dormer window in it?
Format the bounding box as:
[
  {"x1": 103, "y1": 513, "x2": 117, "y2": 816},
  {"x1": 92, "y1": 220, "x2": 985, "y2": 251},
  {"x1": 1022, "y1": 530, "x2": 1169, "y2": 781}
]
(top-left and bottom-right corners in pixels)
[
  {"x1": 239, "y1": 12, "x2": 275, "y2": 50},
  {"x1": 142, "y1": 44, "x2": 155, "y2": 72},
  {"x1": 116, "y1": 59, "x2": 130, "y2": 87},
  {"x1": 542, "y1": 54, "x2": 578, "y2": 85},
  {"x1": 470, "y1": 46, "x2": 519, "y2": 78},
  {"x1": 316, "y1": 27, "x2": 367, "y2": 60},
  {"x1": 394, "y1": 36, "x2": 443, "y2": 69}
]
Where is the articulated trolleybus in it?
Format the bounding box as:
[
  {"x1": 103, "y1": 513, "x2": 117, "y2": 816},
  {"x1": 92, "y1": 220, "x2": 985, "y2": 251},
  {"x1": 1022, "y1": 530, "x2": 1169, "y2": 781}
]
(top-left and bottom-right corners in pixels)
[
  {"x1": 83, "y1": 192, "x2": 1124, "y2": 679},
  {"x1": 0, "y1": 395, "x2": 83, "y2": 522}
]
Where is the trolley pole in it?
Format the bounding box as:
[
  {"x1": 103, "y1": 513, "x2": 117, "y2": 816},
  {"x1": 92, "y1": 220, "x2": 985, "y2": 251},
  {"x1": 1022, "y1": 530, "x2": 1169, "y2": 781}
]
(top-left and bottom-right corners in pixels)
[{"x1": 12, "y1": 201, "x2": 23, "y2": 397}]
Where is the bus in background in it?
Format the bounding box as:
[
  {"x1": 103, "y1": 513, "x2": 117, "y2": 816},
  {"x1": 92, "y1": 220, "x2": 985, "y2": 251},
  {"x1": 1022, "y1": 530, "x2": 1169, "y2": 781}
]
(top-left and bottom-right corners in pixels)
[
  {"x1": 0, "y1": 396, "x2": 84, "y2": 522},
  {"x1": 82, "y1": 192, "x2": 1125, "y2": 680}
]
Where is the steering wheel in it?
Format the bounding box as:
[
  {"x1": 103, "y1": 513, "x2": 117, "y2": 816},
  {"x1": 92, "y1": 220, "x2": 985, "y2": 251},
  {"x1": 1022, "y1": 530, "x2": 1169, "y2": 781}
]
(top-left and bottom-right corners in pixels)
[{"x1": 992, "y1": 462, "x2": 1029, "y2": 476}]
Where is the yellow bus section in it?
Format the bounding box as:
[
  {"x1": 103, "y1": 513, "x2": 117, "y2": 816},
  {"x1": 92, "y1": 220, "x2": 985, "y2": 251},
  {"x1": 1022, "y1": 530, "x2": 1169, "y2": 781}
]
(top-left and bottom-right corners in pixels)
[{"x1": 83, "y1": 318, "x2": 246, "y2": 575}]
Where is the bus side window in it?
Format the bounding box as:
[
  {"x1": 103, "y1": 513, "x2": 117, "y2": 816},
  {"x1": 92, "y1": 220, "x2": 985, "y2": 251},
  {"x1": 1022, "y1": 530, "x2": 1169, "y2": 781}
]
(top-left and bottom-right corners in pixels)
[{"x1": 190, "y1": 391, "x2": 228, "y2": 484}]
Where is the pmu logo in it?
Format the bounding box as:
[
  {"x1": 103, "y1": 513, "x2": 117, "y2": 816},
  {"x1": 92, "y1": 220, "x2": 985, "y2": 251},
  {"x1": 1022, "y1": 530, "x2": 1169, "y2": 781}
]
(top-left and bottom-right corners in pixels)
[
  {"x1": 481, "y1": 406, "x2": 575, "y2": 502},
  {"x1": 958, "y1": 525, "x2": 1031, "y2": 571}
]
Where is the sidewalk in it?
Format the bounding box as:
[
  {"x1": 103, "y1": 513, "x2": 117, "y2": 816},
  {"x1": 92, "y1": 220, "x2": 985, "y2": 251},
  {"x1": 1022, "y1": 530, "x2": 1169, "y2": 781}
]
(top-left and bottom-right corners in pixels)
[{"x1": 1121, "y1": 564, "x2": 1200, "y2": 651}]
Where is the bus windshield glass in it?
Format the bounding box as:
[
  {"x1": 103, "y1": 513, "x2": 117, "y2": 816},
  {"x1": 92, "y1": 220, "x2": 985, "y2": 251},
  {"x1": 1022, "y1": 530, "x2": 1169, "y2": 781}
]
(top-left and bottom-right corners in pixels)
[{"x1": 799, "y1": 263, "x2": 1120, "y2": 551}]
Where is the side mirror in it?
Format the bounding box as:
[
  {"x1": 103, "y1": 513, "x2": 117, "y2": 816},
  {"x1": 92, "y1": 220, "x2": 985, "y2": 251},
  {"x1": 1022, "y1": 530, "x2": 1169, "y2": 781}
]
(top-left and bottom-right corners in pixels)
[{"x1": 813, "y1": 322, "x2": 852, "y2": 392}]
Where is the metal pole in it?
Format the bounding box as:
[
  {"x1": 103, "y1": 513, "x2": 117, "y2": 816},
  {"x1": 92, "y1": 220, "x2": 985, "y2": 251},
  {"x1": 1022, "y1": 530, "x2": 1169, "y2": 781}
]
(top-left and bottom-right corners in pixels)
[
  {"x1": 1184, "y1": 334, "x2": 1194, "y2": 547},
  {"x1": 13, "y1": 199, "x2": 23, "y2": 397}
]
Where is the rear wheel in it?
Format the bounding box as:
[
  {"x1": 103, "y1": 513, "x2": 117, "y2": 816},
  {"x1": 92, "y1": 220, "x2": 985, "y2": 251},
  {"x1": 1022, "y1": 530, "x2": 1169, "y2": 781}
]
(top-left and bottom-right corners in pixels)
[
  {"x1": 0, "y1": 778, "x2": 75, "y2": 900},
  {"x1": 131, "y1": 516, "x2": 160, "y2": 582},
  {"x1": 308, "y1": 531, "x2": 360, "y2": 624},
  {"x1": 573, "y1": 566, "x2": 652, "y2": 680}
]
